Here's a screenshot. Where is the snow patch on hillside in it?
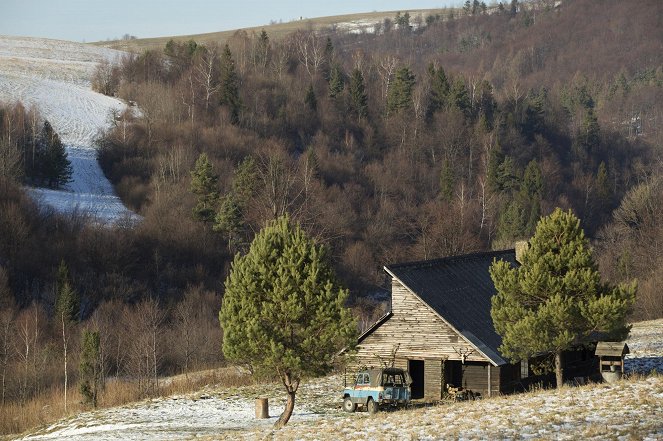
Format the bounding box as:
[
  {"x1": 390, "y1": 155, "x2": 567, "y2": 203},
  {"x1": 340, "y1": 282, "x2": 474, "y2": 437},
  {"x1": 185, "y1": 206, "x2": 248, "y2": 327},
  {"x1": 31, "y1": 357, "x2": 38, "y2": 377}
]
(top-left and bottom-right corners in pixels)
[
  {"x1": 625, "y1": 319, "x2": 663, "y2": 374},
  {"x1": 0, "y1": 35, "x2": 137, "y2": 224},
  {"x1": 20, "y1": 395, "x2": 316, "y2": 441}
]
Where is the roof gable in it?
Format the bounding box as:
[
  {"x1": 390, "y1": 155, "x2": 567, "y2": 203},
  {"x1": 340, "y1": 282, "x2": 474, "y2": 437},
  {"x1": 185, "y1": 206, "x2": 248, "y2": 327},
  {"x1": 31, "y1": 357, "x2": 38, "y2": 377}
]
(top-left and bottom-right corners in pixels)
[{"x1": 384, "y1": 249, "x2": 518, "y2": 366}]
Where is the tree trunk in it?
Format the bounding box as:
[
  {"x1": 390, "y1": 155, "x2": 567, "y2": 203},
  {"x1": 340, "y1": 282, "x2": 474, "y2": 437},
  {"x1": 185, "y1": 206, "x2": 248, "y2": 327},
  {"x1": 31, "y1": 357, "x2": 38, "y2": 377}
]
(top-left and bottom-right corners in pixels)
[
  {"x1": 275, "y1": 370, "x2": 299, "y2": 428},
  {"x1": 555, "y1": 351, "x2": 563, "y2": 389},
  {"x1": 62, "y1": 317, "x2": 68, "y2": 412},
  {"x1": 152, "y1": 328, "x2": 158, "y2": 393},
  {"x1": 275, "y1": 390, "x2": 295, "y2": 428}
]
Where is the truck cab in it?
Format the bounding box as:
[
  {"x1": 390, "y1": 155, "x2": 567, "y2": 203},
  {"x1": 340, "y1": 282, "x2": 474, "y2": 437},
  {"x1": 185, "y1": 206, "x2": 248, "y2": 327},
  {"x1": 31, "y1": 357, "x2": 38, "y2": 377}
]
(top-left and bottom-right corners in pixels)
[{"x1": 342, "y1": 367, "x2": 411, "y2": 413}]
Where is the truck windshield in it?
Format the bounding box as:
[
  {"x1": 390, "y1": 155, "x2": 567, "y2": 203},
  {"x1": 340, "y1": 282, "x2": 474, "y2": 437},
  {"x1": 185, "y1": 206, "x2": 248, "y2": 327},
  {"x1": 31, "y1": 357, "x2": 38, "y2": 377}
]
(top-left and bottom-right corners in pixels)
[{"x1": 356, "y1": 373, "x2": 369, "y2": 385}]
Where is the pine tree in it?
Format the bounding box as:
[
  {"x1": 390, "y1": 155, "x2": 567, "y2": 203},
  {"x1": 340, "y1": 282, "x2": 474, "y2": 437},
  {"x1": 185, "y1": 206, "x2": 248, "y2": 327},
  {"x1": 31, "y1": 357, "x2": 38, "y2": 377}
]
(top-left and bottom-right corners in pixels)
[
  {"x1": 582, "y1": 108, "x2": 600, "y2": 149},
  {"x1": 47, "y1": 128, "x2": 72, "y2": 188},
  {"x1": 213, "y1": 193, "x2": 243, "y2": 253},
  {"x1": 55, "y1": 260, "x2": 79, "y2": 412},
  {"x1": 79, "y1": 330, "x2": 101, "y2": 407},
  {"x1": 486, "y1": 141, "x2": 504, "y2": 193},
  {"x1": 256, "y1": 29, "x2": 270, "y2": 70},
  {"x1": 190, "y1": 153, "x2": 219, "y2": 223},
  {"x1": 426, "y1": 64, "x2": 450, "y2": 118},
  {"x1": 525, "y1": 198, "x2": 541, "y2": 236},
  {"x1": 324, "y1": 37, "x2": 334, "y2": 59},
  {"x1": 464, "y1": 0, "x2": 472, "y2": 15},
  {"x1": 304, "y1": 83, "x2": 317, "y2": 111},
  {"x1": 348, "y1": 68, "x2": 368, "y2": 122},
  {"x1": 220, "y1": 216, "x2": 356, "y2": 427},
  {"x1": 595, "y1": 161, "x2": 612, "y2": 209},
  {"x1": 490, "y1": 208, "x2": 635, "y2": 388},
  {"x1": 449, "y1": 77, "x2": 471, "y2": 118},
  {"x1": 522, "y1": 90, "x2": 546, "y2": 139},
  {"x1": 386, "y1": 66, "x2": 416, "y2": 116},
  {"x1": 231, "y1": 156, "x2": 258, "y2": 209},
  {"x1": 519, "y1": 159, "x2": 543, "y2": 235},
  {"x1": 219, "y1": 45, "x2": 241, "y2": 124},
  {"x1": 439, "y1": 158, "x2": 454, "y2": 202},
  {"x1": 472, "y1": 0, "x2": 480, "y2": 15},
  {"x1": 213, "y1": 156, "x2": 258, "y2": 252},
  {"x1": 495, "y1": 199, "x2": 527, "y2": 245},
  {"x1": 477, "y1": 80, "x2": 496, "y2": 130},
  {"x1": 328, "y1": 64, "x2": 345, "y2": 98},
  {"x1": 520, "y1": 159, "x2": 543, "y2": 206},
  {"x1": 496, "y1": 155, "x2": 519, "y2": 192},
  {"x1": 36, "y1": 121, "x2": 72, "y2": 188},
  {"x1": 395, "y1": 11, "x2": 411, "y2": 31}
]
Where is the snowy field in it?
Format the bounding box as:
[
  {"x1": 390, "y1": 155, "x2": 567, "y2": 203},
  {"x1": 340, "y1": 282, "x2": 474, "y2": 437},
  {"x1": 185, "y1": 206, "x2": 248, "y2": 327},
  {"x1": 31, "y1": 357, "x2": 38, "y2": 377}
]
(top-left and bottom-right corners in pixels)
[
  {"x1": 0, "y1": 36, "x2": 136, "y2": 224},
  {"x1": 12, "y1": 319, "x2": 663, "y2": 441}
]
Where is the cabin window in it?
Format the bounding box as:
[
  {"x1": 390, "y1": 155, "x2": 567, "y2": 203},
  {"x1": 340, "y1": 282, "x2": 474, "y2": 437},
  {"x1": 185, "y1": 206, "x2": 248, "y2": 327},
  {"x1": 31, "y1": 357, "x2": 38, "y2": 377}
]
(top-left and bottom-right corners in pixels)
[{"x1": 521, "y1": 360, "x2": 529, "y2": 379}]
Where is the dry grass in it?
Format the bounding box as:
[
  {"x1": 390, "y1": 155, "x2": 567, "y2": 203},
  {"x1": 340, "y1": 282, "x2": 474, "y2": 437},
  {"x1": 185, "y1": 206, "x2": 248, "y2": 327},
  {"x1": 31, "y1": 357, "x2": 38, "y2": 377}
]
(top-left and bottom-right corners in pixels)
[
  {"x1": 237, "y1": 373, "x2": 663, "y2": 441},
  {"x1": 0, "y1": 386, "x2": 82, "y2": 437},
  {"x1": 92, "y1": 8, "x2": 451, "y2": 52},
  {"x1": 160, "y1": 366, "x2": 253, "y2": 396},
  {"x1": 0, "y1": 366, "x2": 252, "y2": 437}
]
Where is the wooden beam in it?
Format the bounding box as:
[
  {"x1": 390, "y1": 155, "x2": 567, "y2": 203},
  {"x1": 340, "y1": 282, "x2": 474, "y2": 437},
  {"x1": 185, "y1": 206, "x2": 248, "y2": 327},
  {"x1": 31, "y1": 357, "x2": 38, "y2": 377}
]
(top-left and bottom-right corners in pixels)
[{"x1": 487, "y1": 364, "x2": 491, "y2": 398}]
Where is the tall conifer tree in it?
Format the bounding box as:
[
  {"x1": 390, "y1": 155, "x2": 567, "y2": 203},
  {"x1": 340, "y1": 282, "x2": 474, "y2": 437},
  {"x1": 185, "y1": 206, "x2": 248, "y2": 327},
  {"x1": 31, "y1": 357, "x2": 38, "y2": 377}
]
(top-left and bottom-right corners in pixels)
[
  {"x1": 328, "y1": 64, "x2": 345, "y2": 98},
  {"x1": 220, "y1": 216, "x2": 355, "y2": 427},
  {"x1": 426, "y1": 63, "x2": 450, "y2": 118},
  {"x1": 190, "y1": 153, "x2": 219, "y2": 223},
  {"x1": 35, "y1": 121, "x2": 72, "y2": 188},
  {"x1": 304, "y1": 83, "x2": 317, "y2": 111},
  {"x1": 490, "y1": 209, "x2": 635, "y2": 388},
  {"x1": 349, "y1": 68, "x2": 368, "y2": 122},
  {"x1": 79, "y1": 330, "x2": 101, "y2": 408},
  {"x1": 386, "y1": 66, "x2": 415, "y2": 115},
  {"x1": 219, "y1": 45, "x2": 241, "y2": 124}
]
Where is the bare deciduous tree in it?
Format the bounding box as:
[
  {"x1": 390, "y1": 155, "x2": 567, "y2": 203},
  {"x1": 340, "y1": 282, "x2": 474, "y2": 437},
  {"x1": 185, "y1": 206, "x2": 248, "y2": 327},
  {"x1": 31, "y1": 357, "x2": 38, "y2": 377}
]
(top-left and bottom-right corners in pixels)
[
  {"x1": 293, "y1": 31, "x2": 325, "y2": 78},
  {"x1": 376, "y1": 54, "x2": 398, "y2": 104},
  {"x1": 194, "y1": 46, "x2": 221, "y2": 112}
]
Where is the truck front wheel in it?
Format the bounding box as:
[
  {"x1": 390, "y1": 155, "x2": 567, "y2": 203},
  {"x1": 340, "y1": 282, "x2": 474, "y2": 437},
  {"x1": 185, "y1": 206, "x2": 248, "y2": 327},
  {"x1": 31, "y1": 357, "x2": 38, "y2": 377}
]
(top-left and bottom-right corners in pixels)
[{"x1": 343, "y1": 397, "x2": 356, "y2": 413}]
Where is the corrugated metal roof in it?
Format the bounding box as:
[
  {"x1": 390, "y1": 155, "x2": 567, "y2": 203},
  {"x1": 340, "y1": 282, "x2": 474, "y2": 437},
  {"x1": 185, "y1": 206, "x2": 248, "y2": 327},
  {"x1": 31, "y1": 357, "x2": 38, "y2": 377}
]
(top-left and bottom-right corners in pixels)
[{"x1": 385, "y1": 249, "x2": 518, "y2": 366}]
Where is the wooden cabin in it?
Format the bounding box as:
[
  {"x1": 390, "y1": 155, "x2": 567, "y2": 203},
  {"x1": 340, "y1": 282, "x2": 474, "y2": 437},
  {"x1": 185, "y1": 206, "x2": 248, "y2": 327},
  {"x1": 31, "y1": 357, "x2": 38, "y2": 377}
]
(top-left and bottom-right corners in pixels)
[{"x1": 346, "y1": 250, "x2": 597, "y2": 400}]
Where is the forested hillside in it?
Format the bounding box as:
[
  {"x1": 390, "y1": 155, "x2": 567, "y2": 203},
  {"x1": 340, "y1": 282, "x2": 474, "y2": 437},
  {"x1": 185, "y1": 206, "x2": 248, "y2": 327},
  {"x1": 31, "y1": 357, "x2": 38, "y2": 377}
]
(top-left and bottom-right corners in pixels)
[
  {"x1": 0, "y1": 0, "x2": 661, "y2": 430},
  {"x1": 94, "y1": 0, "x2": 661, "y2": 307}
]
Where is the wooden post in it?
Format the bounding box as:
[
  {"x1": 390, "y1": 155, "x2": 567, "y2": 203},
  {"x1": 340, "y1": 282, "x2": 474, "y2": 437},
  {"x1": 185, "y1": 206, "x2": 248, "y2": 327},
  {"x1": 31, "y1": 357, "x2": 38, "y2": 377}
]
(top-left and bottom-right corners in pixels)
[
  {"x1": 487, "y1": 364, "x2": 491, "y2": 398},
  {"x1": 255, "y1": 398, "x2": 269, "y2": 419}
]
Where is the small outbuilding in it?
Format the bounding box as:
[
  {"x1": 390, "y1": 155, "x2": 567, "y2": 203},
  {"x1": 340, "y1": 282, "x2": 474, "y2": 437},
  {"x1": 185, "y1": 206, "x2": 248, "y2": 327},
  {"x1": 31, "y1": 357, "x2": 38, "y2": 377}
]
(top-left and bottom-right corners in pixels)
[{"x1": 595, "y1": 341, "x2": 629, "y2": 383}]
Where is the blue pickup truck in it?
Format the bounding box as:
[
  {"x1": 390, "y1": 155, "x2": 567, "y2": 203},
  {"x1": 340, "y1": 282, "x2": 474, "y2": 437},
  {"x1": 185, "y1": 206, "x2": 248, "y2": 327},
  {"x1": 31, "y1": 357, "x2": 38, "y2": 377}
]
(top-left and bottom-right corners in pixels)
[{"x1": 342, "y1": 367, "x2": 411, "y2": 413}]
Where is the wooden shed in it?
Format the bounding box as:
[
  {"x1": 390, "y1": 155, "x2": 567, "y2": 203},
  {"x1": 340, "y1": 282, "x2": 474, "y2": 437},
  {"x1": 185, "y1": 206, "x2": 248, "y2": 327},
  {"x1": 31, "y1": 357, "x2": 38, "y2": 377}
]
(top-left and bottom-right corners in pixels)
[
  {"x1": 595, "y1": 341, "x2": 629, "y2": 383},
  {"x1": 345, "y1": 250, "x2": 598, "y2": 400}
]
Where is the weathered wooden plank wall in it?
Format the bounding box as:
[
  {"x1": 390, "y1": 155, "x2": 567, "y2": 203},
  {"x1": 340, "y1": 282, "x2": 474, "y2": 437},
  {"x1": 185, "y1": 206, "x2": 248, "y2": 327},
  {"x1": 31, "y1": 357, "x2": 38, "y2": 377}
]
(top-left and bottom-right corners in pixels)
[
  {"x1": 460, "y1": 361, "x2": 501, "y2": 397},
  {"x1": 423, "y1": 359, "x2": 443, "y2": 400},
  {"x1": 354, "y1": 281, "x2": 489, "y2": 365}
]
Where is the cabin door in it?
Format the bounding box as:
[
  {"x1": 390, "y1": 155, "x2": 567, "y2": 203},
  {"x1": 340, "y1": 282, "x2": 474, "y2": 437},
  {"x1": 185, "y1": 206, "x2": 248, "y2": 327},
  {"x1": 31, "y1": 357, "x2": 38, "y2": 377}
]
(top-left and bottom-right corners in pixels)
[
  {"x1": 408, "y1": 359, "x2": 425, "y2": 399},
  {"x1": 445, "y1": 360, "x2": 463, "y2": 388}
]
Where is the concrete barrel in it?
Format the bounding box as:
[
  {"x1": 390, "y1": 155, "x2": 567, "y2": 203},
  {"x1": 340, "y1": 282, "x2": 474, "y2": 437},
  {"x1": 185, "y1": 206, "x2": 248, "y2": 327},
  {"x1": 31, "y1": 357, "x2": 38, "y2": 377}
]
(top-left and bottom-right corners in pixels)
[
  {"x1": 255, "y1": 398, "x2": 269, "y2": 418},
  {"x1": 601, "y1": 371, "x2": 622, "y2": 383}
]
